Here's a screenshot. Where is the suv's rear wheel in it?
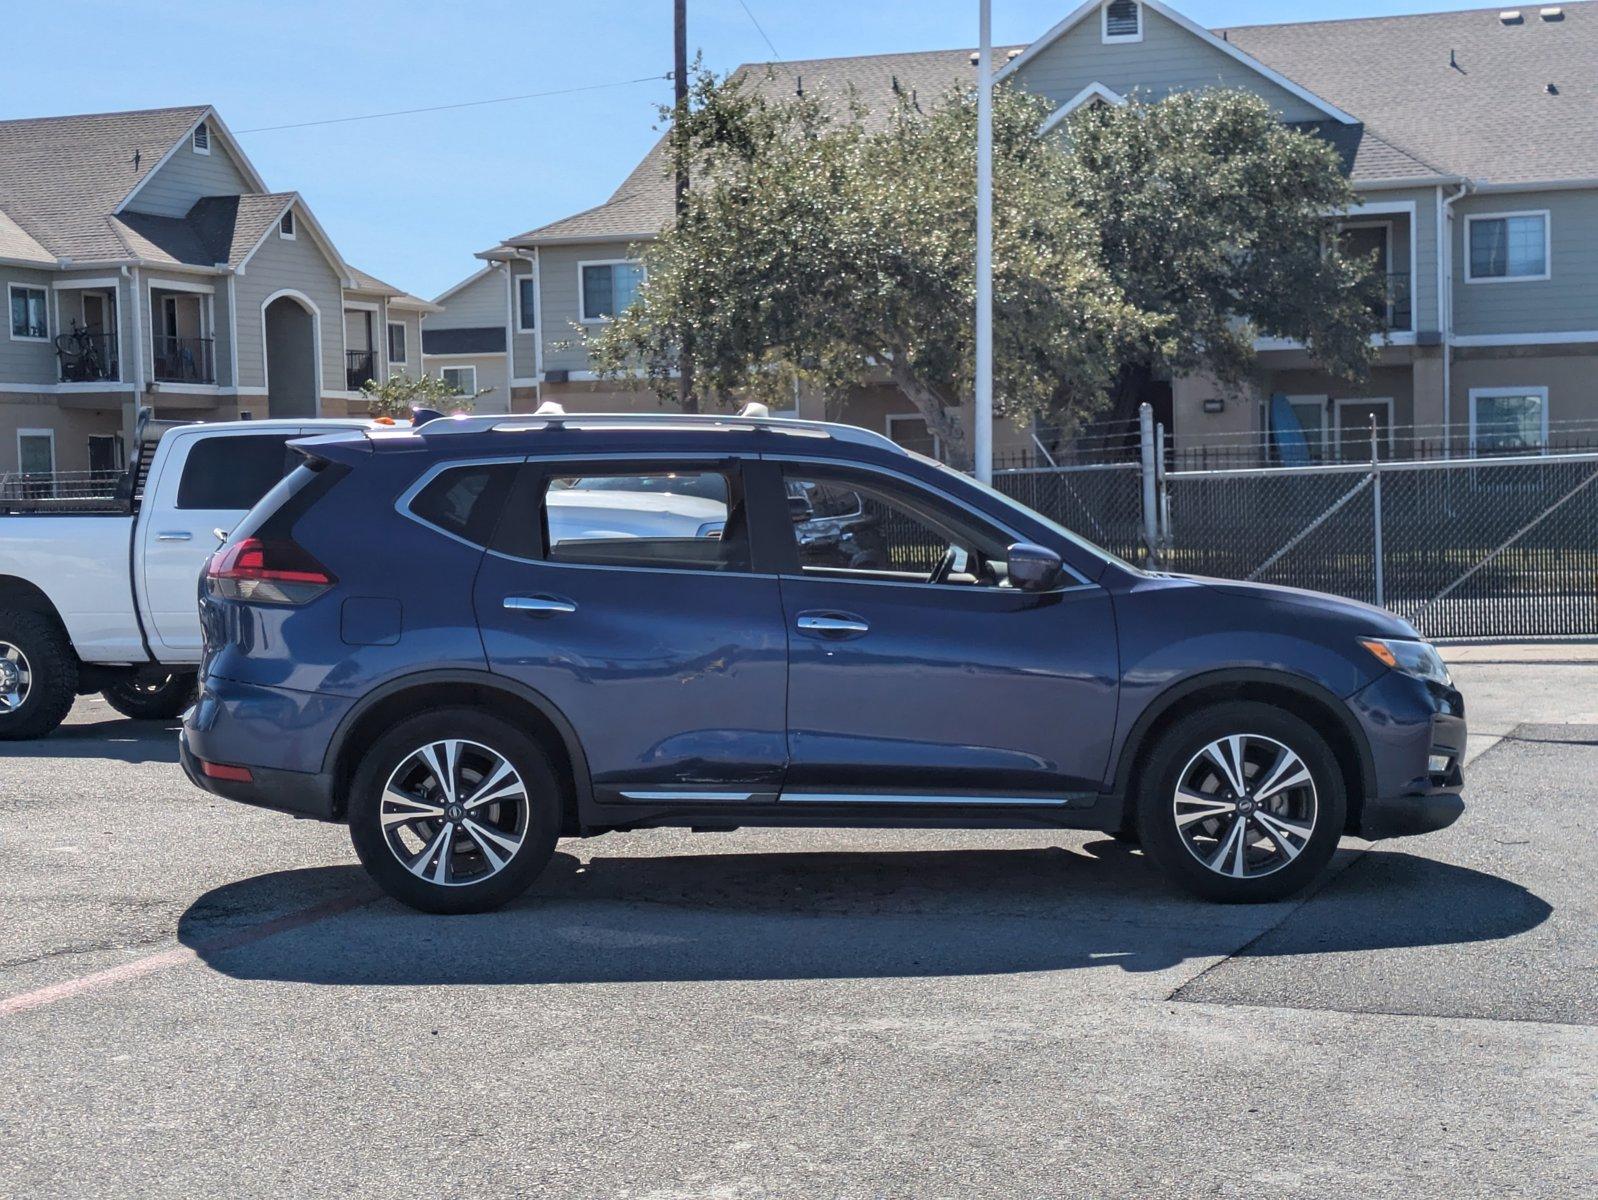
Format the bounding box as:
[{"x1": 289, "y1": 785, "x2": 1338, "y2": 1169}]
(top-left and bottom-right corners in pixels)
[
  {"x1": 347, "y1": 709, "x2": 562, "y2": 914},
  {"x1": 0, "y1": 610, "x2": 78, "y2": 741},
  {"x1": 1137, "y1": 702, "x2": 1346, "y2": 903},
  {"x1": 102, "y1": 672, "x2": 197, "y2": 721}
]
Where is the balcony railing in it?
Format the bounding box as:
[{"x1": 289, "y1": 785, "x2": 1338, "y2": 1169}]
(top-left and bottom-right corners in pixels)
[
  {"x1": 346, "y1": 349, "x2": 377, "y2": 392},
  {"x1": 55, "y1": 331, "x2": 119, "y2": 382},
  {"x1": 152, "y1": 335, "x2": 215, "y2": 384},
  {"x1": 1380, "y1": 272, "x2": 1412, "y2": 333}
]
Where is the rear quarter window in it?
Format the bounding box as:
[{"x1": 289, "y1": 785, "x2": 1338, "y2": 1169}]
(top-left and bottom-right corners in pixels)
[
  {"x1": 175, "y1": 435, "x2": 294, "y2": 510},
  {"x1": 408, "y1": 463, "x2": 518, "y2": 547}
]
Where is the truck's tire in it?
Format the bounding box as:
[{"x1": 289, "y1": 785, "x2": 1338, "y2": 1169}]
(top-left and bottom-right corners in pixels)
[
  {"x1": 0, "y1": 609, "x2": 79, "y2": 741},
  {"x1": 102, "y1": 673, "x2": 198, "y2": 721}
]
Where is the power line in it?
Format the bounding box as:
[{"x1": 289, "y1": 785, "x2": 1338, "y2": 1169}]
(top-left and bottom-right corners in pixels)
[
  {"x1": 236, "y1": 75, "x2": 669, "y2": 134},
  {"x1": 735, "y1": 0, "x2": 782, "y2": 61}
]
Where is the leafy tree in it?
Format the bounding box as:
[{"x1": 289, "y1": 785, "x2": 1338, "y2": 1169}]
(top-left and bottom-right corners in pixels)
[
  {"x1": 358, "y1": 372, "x2": 488, "y2": 419},
  {"x1": 592, "y1": 75, "x2": 1381, "y2": 467}
]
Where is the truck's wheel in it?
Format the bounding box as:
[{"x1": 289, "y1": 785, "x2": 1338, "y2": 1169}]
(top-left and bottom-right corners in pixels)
[
  {"x1": 0, "y1": 609, "x2": 79, "y2": 741},
  {"x1": 102, "y1": 673, "x2": 197, "y2": 721}
]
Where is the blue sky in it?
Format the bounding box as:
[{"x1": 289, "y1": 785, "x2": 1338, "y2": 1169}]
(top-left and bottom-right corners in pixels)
[{"x1": 5, "y1": 1, "x2": 1474, "y2": 300}]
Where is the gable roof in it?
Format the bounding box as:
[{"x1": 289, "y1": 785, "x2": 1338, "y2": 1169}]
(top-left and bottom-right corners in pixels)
[
  {"x1": 1221, "y1": 2, "x2": 1598, "y2": 185},
  {"x1": 347, "y1": 264, "x2": 441, "y2": 312}
]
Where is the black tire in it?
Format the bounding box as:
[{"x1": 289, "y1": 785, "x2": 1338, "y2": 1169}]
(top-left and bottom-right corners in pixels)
[
  {"x1": 347, "y1": 708, "x2": 562, "y2": 914},
  {"x1": 0, "y1": 608, "x2": 79, "y2": 741},
  {"x1": 1136, "y1": 702, "x2": 1346, "y2": 903},
  {"x1": 101, "y1": 672, "x2": 197, "y2": 721}
]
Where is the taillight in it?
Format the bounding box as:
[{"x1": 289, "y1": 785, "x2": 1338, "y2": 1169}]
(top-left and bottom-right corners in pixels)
[{"x1": 205, "y1": 537, "x2": 336, "y2": 605}]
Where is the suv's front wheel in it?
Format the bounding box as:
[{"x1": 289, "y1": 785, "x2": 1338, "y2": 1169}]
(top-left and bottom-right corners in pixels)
[
  {"x1": 1136, "y1": 702, "x2": 1346, "y2": 903},
  {"x1": 347, "y1": 709, "x2": 562, "y2": 914}
]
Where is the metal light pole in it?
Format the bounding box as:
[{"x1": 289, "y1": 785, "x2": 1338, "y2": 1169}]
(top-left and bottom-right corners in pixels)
[{"x1": 974, "y1": 0, "x2": 994, "y2": 482}]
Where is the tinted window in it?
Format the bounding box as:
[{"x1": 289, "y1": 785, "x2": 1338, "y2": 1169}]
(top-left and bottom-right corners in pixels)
[
  {"x1": 410, "y1": 463, "x2": 517, "y2": 547},
  {"x1": 175, "y1": 435, "x2": 293, "y2": 510},
  {"x1": 540, "y1": 469, "x2": 746, "y2": 571}
]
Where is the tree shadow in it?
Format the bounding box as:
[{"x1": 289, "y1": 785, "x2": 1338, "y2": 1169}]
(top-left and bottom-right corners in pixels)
[
  {"x1": 178, "y1": 840, "x2": 1551, "y2": 987},
  {"x1": 6, "y1": 718, "x2": 181, "y2": 763}
]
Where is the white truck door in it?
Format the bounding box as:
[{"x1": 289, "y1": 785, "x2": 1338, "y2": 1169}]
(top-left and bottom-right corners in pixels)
[{"x1": 139, "y1": 429, "x2": 303, "y2": 656}]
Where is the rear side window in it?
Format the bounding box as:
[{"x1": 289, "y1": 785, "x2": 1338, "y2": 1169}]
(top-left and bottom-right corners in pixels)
[
  {"x1": 176, "y1": 435, "x2": 294, "y2": 510},
  {"x1": 409, "y1": 463, "x2": 517, "y2": 547},
  {"x1": 528, "y1": 467, "x2": 747, "y2": 572}
]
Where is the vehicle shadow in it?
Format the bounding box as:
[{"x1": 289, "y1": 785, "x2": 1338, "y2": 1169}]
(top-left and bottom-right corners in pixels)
[
  {"x1": 178, "y1": 840, "x2": 1552, "y2": 986},
  {"x1": 5, "y1": 718, "x2": 181, "y2": 763}
]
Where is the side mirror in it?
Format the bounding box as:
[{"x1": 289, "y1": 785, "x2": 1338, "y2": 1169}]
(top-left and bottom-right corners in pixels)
[{"x1": 1007, "y1": 542, "x2": 1064, "y2": 592}]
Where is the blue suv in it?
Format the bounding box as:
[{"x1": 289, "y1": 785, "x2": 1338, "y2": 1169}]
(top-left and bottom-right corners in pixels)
[{"x1": 182, "y1": 412, "x2": 1466, "y2": 913}]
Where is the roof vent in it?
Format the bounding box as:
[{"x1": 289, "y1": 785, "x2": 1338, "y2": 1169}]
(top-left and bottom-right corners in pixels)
[
  {"x1": 1006, "y1": 48, "x2": 1022, "y2": 61},
  {"x1": 1499, "y1": 9, "x2": 1524, "y2": 22},
  {"x1": 1540, "y1": 6, "x2": 1564, "y2": 20}
]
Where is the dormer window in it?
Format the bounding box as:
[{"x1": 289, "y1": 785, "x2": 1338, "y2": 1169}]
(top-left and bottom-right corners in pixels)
[
  {"x1": 192, "y1": 120, "x2": 210, "y2": 154},
  {"x1": 1103, "y1": 0, "x2": 1143, "y2": 43},
  {"x1": 279, "y1": 210, "x2": 296, "y2": 240}
]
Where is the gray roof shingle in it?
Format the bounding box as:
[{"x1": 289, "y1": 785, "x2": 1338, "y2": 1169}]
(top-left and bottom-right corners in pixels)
[{"x1": 497, "y1": 3, "x2": 1596, "y2": 251}]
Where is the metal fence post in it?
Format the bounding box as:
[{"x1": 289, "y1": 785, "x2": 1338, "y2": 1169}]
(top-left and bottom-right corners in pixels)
[
  {"x1": 1371, "y1": 414, "x2": 1385, "y2": 607},
  {"x1": 1140, "y1": 403, "x2": 1157, "y2": 565}
]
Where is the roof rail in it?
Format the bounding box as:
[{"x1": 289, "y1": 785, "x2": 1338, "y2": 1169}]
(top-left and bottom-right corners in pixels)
[{"x1": 404, "y1": 410, "x2": 908, "y2": 455}]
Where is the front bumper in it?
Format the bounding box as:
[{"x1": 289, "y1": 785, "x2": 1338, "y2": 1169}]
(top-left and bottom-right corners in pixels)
[{"x1": 1347, "y1": 669, "x2": 1467, "y2": 839}]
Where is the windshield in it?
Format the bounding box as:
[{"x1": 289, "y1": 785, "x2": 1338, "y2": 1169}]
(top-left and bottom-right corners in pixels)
[{"x1": 920, "y1": 457, "x2": 1140, "y2": 574}]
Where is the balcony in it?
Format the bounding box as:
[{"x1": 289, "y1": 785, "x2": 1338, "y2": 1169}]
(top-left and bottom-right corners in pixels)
[
  {"x1": 346, "y1": 349, "x2": 377, "y2": 392},
  {"x1": 1380, "y1": 272, "x2": 1413, "y2": 333},
  {"x1": 152, "y1": 335, "x2": 215, "y2": 385},
  {"x1": 55, "y1": 331, "x2": 119, "y2": 383}
]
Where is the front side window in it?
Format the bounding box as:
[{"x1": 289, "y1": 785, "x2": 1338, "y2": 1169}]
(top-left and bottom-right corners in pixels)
[
  {"x1": 175, "y1": 435, "x2": 293, "y2": 510},
  {"x1": 580, "y1": 262, "x2": 645, "y2": 322},
  {"x1": 539, "y1": 468, "x2": 744, "y2": 571},
  {"x1": 1468, "y1": 213, "x2": 1548, "y2": 281},
  {"x1": 780, "y1": 467, "x2": 1011, "y2": 586},
  {"x1": 387, "y1": 321, "x2": 407, "y2": 364},
  {"x1": 10, "y1": 285, "x2": 48, "y2": 340},
  {"x1": 440, "y1": 366, "x2": 476, "y2": 396},
  {"x1": 1471, "y1": 390, "x2": 1547, "y2": 456},
  {"x1": 517, "y1": 277, "x2": 537, "y2": 330}
]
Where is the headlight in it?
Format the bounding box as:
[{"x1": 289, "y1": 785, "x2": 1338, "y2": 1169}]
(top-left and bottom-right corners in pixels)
[{"x1": 1360, "y1": 637, "x2": 1452, "y2": 687}]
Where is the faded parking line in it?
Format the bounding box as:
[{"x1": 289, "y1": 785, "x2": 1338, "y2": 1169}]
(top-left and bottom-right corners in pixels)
[{"x1": 0, "y1": 891, "x2": 374, "y2": 1017}]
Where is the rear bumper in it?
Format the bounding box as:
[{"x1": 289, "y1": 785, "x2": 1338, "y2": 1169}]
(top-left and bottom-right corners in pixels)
[
  {"x1": 180, "y1": 732, "x2": 338, "y2": 820},
  {"x1": 1348, "y1": 670, "x2": 1467, "y2": 839}
]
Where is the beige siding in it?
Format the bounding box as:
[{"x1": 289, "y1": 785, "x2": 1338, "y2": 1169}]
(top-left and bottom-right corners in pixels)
[
  {"x1": 0, "y1": 398, "x2": 125, "y2": 473},
  {"x1": 385, "y1": 309, "x2": 425, "y2": 378},
  {"x1": 537, "y1": 242, "x2": 645, "y2": 375},
  {"x1": 426, "y1": 354, "x2": 508, "y2": 412},
  {"x1": 510, "y1": 260, "x2": 538, "y2": 380},
  {"x1": 1011, "y1": 6, "x2": 1329, "y2": 124},
  {"x1": 233, "y1": 230, "x2": 346, "y2": 394},
  {"x1": 427, "y1": 267, "x2": 506, "y2": 329},
  {"x1": 1452, "y1": 348, "x2": 1598, "y2": 453},
  {"x1": 2, "y1": 268, "x2": 61, "y2": 386},
  {"x1": 1452, "y1": 189, "x2": 1598, "y2": 338},
  {"x1": 126, "y1": 136, "x2": 253, "y2": 218}
]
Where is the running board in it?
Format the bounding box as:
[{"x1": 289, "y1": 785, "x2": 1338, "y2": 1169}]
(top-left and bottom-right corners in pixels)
[{"x1": 611, "y1": 788, "x2": 1090, "y2": 808}]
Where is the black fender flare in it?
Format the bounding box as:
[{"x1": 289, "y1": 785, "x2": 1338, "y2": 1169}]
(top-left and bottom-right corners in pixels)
[
  {"x1": 1110, "y1": 667, "x2": 1378, "y2": 811},
  {"x1": 319, "y1": 668, "x2": 594, "y2": 812}
]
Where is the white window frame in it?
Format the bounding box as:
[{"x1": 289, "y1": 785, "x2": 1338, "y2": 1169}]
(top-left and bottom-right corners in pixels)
[
  {"x1": 87, "y1": 432, "x2": 125, "y2": 474},
  {"x1": 1464, "y1": 209, "x2": 1552, "y2": 284},
  {"x1": 577, "y1": 259, "x2": 645, "y2": 324},
  {"x1": 1469, "y1": 386, "x2": 1550, "y2": 457},
  {"x1": 516, "y1": 275, "x2": 538, "y2": 331},
  {"x1": 1101, "y1": 0, "x2": 1144, "y2": 44},
  {"x1": 278, "y1": 210, "x2": 296, "y2": 240},
  {"x1": 17, "y1": 428, "x2": 55, "y2": 476},
  {"x1": 1332, "y1": 397, "x2": 1395, "y2": 459},
  {"x1": 886, "y1": 413, "x2": 945, "y2": 460},
  {"x1": 386, "y1": 320, "x2": 407, "y2": 366},
  {"x1": 9, "y1": 283, "x2": 49, "y2": 342},
  {"x1": 440, "y1": 365, "x2": 477, "y2": 397},
  {"x1": 192, "y1": 121, "x2": 211, "y2": 155}
]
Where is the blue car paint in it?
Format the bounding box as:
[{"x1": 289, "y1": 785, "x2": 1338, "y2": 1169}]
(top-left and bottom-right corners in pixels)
[{"x1": 182, "y1": 422, "x2": 1465, "y2": 838}]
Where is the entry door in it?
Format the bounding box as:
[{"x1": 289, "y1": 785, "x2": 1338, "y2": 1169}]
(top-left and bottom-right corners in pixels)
[
  {"x1": 473, "y1": 459, "x2": 788, "y2": 799},
  {"x1": 770, "y1": 462, "x2": 1120, "y2": 799}
]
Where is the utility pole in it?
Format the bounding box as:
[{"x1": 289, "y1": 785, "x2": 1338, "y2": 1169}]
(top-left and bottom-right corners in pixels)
[
  {"x1": 974, "y1": 0, "x2": 994, "y2": 482},
  {"x1": 674, "y1": 0, "x2": 697, "y2": 411}
]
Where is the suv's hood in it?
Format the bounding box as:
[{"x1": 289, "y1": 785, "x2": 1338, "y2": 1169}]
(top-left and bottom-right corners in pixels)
[{"x1": 1179, "y1": 575, "x2": 1419, "y2": 639}]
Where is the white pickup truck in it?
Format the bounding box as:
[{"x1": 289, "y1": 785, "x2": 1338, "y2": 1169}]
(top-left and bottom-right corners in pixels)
[{"x1": 0, "y1": 417, "x2": 378, "y2": 739}]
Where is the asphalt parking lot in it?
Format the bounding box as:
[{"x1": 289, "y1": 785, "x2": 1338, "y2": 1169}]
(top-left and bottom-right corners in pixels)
[{"x1": 2, "y1": 650, "x2": 1594, "y2": 1199}]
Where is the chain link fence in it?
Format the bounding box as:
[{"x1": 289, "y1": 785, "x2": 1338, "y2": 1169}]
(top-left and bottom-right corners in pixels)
[{"x1": 998, "y1": 445, "x2": 1598, "y2": 640}]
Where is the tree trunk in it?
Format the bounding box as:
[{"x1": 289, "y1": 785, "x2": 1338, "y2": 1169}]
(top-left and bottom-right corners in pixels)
[{"x1": 888, "y1": 365, "x2": 972, "y2": 471}]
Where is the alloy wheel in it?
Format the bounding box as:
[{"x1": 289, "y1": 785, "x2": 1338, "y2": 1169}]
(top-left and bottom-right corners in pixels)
[
  {"x1": 1171, "y1": 734, "x2": 1319, "y2": 880},
  {"x1": 0, "y1": 642, "x2": 32, "y2": 714},
  {"x1": 380, "y1": 739, "x2": 530, "y2": 888}
]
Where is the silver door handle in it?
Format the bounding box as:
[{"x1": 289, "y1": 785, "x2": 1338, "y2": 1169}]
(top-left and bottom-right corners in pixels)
[
  {"x1": 796, "y1": 614, "x2": 869, "y2": 636},
  {"x1": 156, "y1": 531, "x2": 193, "y2": 542},
  {"x1": 504, "y1": 595, "x2": 577, "y2": 616}
]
